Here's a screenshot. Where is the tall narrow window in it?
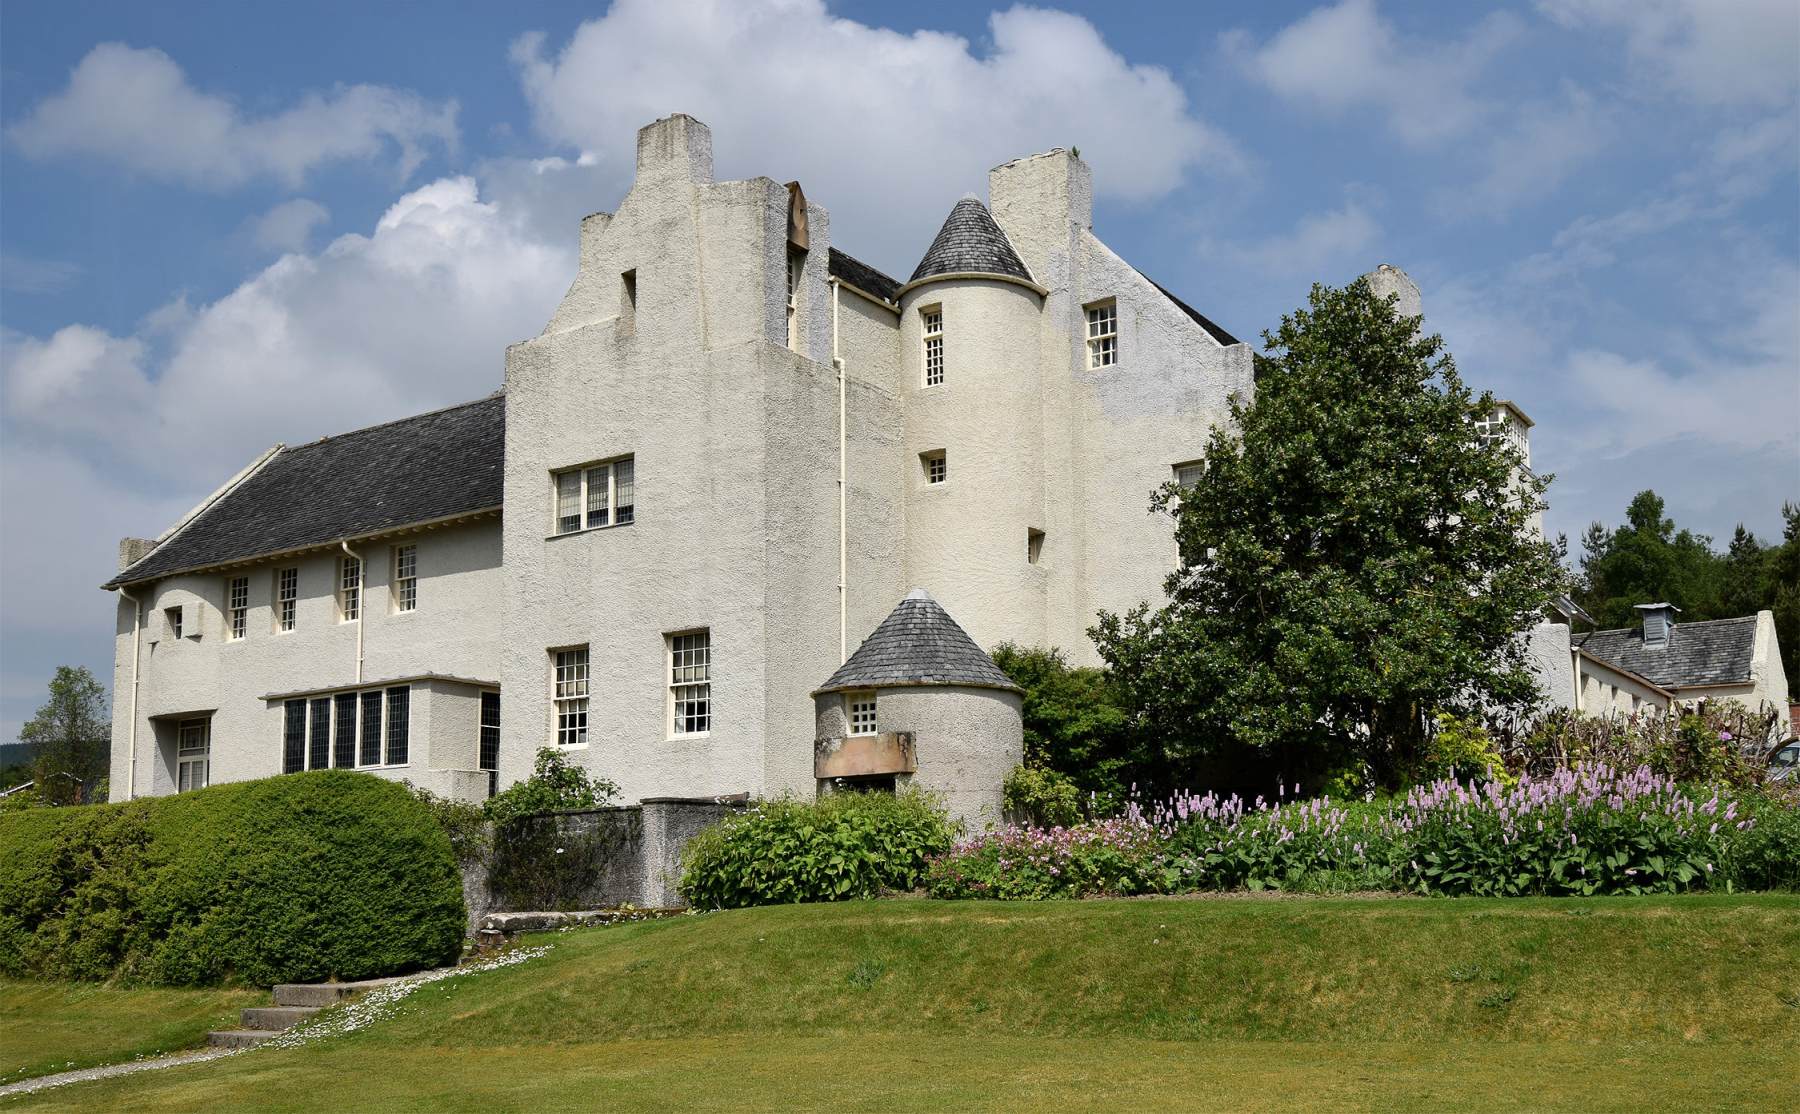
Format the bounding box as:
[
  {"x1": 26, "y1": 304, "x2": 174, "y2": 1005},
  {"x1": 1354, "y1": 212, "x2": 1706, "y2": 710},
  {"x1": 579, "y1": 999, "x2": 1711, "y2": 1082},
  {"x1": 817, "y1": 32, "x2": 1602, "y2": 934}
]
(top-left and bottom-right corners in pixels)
[
  {"x1": 553, "y1": 457, "x2": 635, "y2": 534},
  {"x1": 620, "y1": 269, "x2": 637, "y2": 330},
  {"x1": 384, "y1": 687, "x2": 410, "y2": 765},
  {"x1": 308, "y1": 697, "x2": 331, "y2": 770},
  {"x1": 333, "y1": 692, "x2": 358, "y2": 768},
  {"x1": 226, "y1": 577, "x2": 248, "y2": 640},
  {"x1": 786, "y1": 248, "x2": 804, "y2": 350},
  {"x1": 393, "y1": 545, "x2": 418, "y2": 612},
  {"x1": 849, "y1": 693, "x2": 877, "y2": 736},
  {"x1": 1086, "y1": 301, "x2": 1118, "y2": 368},
  {"x1": 359, "y1": 690, "x2": 384, "y2": 766},
  {"x1": 670, "y1": 630, "x2": 712, "y2": 736},
  {"x1": 283, "y1": 699, "x2": 306, "y2": 774},
  {"x1": 1027, "y1": 528, "x2": 1045, "y2": 565},
  {"x1": 177, "y1": 718, "x2": 210, "y2": 792},
  {"x1": 922, "y1": 451, "x2": 947, "y2": 486},
  {"x1": 480, "y1": 691, "x2": 501, "y2": 798},
  {"x1": 922, "y1": 308, "x2": 944, "y2": 386},
  {"x1": 276, "y1": 567, "x2": 298, "y2": 632},
  {"x1": 553, "y1": 648, "x2": 589, "y2": 747},
  {"x1": 164, "y1": 606, "x2": 184, "y2": 640},
  {"x1": 338, "y1": 556, "x2": 361, "y2": 622}
]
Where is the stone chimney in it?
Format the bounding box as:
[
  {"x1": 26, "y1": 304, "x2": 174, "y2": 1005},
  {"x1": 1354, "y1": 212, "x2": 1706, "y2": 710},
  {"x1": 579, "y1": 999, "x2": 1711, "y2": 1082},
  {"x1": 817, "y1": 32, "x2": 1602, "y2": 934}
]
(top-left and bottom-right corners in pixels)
[
  {"x1": 1636, "y1": 602, "x2": 1680, "y2": 648},
  {"x1": 635, "y1": 113, "x2": 713, "y2": 187},
  {"x1": 988, "y1": 148, "x2": 1092, "y2": 284},
  {"x1": 118, "y1": 537, "x2": 156, "y2": 572},
  {"x1": 1364, "y1": 263, "x2": 1422, "y2": 322}
]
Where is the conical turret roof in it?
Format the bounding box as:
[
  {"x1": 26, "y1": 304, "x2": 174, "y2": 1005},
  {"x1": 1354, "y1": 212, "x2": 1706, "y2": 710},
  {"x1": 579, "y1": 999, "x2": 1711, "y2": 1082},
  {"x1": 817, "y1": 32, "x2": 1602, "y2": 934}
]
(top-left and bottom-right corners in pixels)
[
  {"x1": 815, "y1": 589, "x2": 1021, "y2": 694},
  {"x1": 908, "y1": 197, "x2": 1033, "y2": 285}
]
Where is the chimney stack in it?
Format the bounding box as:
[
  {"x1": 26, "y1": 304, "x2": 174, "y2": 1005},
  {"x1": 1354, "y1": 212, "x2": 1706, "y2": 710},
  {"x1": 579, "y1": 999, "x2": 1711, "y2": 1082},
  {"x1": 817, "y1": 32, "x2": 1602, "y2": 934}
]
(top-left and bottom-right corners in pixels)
[{"x1": 635, "y1": 114, "x2": 713, "y2": 187}]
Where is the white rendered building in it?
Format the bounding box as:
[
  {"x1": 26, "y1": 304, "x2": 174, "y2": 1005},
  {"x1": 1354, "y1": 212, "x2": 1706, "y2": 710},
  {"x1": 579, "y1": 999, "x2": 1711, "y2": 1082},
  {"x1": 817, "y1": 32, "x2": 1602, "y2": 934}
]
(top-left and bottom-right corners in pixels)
[{"x1": 104, "y1": 114, "x2": 1252, "y2": 816}]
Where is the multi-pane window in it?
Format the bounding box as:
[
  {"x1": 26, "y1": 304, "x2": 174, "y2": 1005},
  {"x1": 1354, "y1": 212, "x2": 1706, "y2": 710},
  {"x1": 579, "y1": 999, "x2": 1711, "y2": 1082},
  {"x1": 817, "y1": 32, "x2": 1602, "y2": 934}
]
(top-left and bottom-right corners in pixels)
[
  {"x1": 1173, "y1": 461, "x2": 1204, "y2": 491},
  {"x1": 283, "y1": 685, "x2": 408, "y2": 773},
  {"x1": 177, "y1": 718, "x2": 210, "y2": 792},
  {"x1": 670, "y1": 631, "x2": 712, "y2": 736},
  {"x1": 339, "y1": 556, "x2": 362, "y2": 622},
  {"x1": 1086, "y1": 301, "x2": 1118, "y2": 368},
  {"x1": 480, "y1": 691, "x2": 501, "y2": 798},
  {"x1": 164, "y1": 606, "x2": 183, "y2": 640},
  {"x1": 333, "y1": 692, "x2": 358, "y2": 768},
  {"x1": 786, "y1": 248, "x2": 804, "y2": 350},
  {"x1": 849, "y1": 693, "x2": 877, "y2": 736},
  {"x1": 393, "y1": 545, "x2": 418, "y2": 613},
  {"x1": 922, "y1": 308, "x2": 944, "y2": 386},
  {"x1": 553, "y1": 648, "x2": 589, "y2": 747},
  {"x1": 553, "y1": 457, "x2": 635, "y2": 535},
  {"x1": 384, "y1": 687, "x2": 410, "y2": 765},
  {"x1": 359, "y1": 690, "x2": 384, "y2": 766},
  {"x1": 226, "y1": 577, "x2": 248, "y2": 640},
  {"x1": 276, "y1": 567, "x2": 298, "y2": 632},
  {"x1": 308, "y1": 698, "x2": 331, "y2": 770},
  {"x1": 283, "y1": 700, "x2": 306, "y2": 774},
  {"x1": 923, "y1": 451, "x2": 947, "y2": 485}
]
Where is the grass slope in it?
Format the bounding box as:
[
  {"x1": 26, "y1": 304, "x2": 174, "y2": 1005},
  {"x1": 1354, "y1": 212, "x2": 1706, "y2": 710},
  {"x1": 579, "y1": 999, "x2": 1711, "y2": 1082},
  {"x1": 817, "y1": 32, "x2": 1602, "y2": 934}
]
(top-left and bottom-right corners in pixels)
[
  {"x1": 0, "y1": 980, "x2": 262, "y2": 1084},
  {"x1": 8, "y1": 895, "x2": 1799, "y2": 1112}
]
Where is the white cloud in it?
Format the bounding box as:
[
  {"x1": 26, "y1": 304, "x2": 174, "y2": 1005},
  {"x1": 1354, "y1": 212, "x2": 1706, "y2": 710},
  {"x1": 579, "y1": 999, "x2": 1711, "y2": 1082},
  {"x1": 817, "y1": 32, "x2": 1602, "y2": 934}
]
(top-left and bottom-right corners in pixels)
[
  {"x1": 1439, "y1": 85, "x2": 1612, "y2": 218},
  {"x1": 1217, "y1": 195, "x2": 1380, "y2": 275},
  {"x1": 0, "y1": 254, "x2": 83, "y2": 294},
  {"x1": 8, "y1": 43, "x2": 459, "y2": 189},
  {"x1": 1228, "y1": 0, "x2": 1524, "y2": 144},
  {"x1": 510, "y1": 0, "x2": 1241, "y2": 271},
  {"x1": 248, "y1": 198, "x2": 331, "y2": 253},
  {"x1": 1539, "y1": 0, "x2": 1800, "y2": 107}
]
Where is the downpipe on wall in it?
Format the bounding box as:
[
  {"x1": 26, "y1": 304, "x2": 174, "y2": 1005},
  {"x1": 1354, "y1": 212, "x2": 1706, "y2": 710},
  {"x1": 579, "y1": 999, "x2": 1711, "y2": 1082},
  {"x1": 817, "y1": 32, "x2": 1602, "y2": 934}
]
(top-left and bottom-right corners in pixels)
[
  {"x1": 341, "y1": 540, "x2": 365, "y2": 684},
  {"x1": 119, "y1": 585, "x2": 143, "y2": 799},
  {"x1": 831, "y1": 278, "x2": 847, "y2": 663}
]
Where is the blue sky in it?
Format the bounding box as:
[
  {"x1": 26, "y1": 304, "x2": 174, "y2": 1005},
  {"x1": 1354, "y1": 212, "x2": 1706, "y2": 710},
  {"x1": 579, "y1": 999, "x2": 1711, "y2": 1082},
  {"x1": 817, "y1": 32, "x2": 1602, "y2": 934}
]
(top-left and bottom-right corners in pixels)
[{"x1": 2, "y1": 0, "x2": 1796, "y2": 740}]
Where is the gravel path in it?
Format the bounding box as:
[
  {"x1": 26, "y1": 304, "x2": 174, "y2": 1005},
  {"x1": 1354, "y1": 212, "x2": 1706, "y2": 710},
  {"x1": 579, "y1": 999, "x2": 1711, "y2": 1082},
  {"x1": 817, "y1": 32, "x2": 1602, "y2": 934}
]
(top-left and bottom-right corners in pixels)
[{"x1": 0, "y1": 1048, "x2": 239, "y2": 1100}]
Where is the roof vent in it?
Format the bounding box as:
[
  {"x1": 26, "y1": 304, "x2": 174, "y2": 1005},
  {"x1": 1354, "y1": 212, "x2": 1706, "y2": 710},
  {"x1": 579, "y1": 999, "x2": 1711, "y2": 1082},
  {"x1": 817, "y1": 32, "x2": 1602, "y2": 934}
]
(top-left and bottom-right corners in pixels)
[{"x1": 1635, "y1": 602, "x2": 1679, "y2": 648}]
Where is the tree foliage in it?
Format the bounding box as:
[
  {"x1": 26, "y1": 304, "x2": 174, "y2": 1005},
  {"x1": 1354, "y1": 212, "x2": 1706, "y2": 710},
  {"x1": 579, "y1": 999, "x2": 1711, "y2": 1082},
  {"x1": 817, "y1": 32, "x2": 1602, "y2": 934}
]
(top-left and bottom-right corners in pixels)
[
  {"x1": 17, "y1": 666, "x2": 109, "y2": 805},
  {"x1": 1091, "y1": 278, "x2": 1566, "y2": 791},
  {"x1": 990, "y1": 644, "x2": 1134, "y2": 804},
  {"x1": 482, "y1": 747, "x2": 620, "y2": 826}
]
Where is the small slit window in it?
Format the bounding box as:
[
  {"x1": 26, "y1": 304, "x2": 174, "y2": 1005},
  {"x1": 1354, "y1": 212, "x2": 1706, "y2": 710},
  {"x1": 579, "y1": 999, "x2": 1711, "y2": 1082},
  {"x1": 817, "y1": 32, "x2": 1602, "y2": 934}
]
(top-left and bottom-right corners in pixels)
[
  {"x1": 1087, "y1": 301, "x2": 1118, "y2": 368},
  {"x1": 786, "y1": 248, "x2": 804, "y2": 350},
  {"x1": 164, "y1": 606, "x2": 183, "y2": 641},
  {"x1": 1027, "y1": 528, "x2": 1045, "y2": 565},
  {"x1": 922, "y1": 307, "x2": 944, "y2": 386}
]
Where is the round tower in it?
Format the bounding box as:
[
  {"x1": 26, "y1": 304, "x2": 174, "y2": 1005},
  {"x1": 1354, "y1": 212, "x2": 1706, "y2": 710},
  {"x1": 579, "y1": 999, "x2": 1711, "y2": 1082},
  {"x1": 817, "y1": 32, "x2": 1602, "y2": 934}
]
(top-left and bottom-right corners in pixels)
[{"x1": 896, "y1": 196, "x2": 1048, "y2": 652}]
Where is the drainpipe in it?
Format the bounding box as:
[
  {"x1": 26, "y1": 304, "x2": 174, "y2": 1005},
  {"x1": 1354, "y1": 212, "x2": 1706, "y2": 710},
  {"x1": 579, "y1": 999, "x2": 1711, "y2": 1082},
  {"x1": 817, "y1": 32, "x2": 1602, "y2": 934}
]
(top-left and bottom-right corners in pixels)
[
  {"x1": 1572, "y1": 645, "x2": 1583, "y2": 714},
  {"x1": 831, "y1": 278, "x2": 847, "y2": 663},
  {"x1": 119, "y1": 586, "x2": 143, "y2": 800},
  {"x1": 341, "y1": 540, "x2": 365, "y2": 684}
]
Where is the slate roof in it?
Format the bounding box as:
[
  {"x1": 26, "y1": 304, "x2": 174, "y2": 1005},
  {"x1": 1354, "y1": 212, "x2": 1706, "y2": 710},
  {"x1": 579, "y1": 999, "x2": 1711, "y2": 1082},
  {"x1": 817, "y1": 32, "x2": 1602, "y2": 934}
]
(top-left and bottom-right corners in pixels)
[
  {"x1": 1138, "y1": 271, "x2": 1241, "y2": 346},
  {"x1": 828, "y1": 247, "x2": 901, "y2": 304},
  {"x1": 105, "y1": 394, "x2": 505, "y2": 589},
  {"x1": 817, "y1": 589, "x2": 1021, "y2": 694},
  {"x1": 1575, "y1": 616, "x2": 1760, "y2": 689},
  {"x1": 909, "y1": 197, "x2": 1033, "y2": 285}
]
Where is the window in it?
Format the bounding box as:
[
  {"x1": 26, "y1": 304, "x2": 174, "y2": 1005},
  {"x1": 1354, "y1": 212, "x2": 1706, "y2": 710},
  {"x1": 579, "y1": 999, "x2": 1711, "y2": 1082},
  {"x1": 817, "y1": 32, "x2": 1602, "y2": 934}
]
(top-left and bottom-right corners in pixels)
[
  {"x1": 1086, "y1": 301, "x2": 1118, "y2": 368},
  {"x1": 384, "y1": 687, "x2": 410, "y2": 765},
  {"x1": 276, "y1": 567, "x2": 298, "y2": 632},
  {"x1": 393, "y1": 545, "x2": 418, "y2": 613},
  {"x1": 359, "y1": 690, "x2": 384, "y2": 766},
  {"x1": 670, "y1": 631, "x2": 712, "y2": 736},
  {"x1": 620, "y1": 269, "x2": 637, "y2": 329},
  {"x1": 164, "y1": 606, "x2": 183, "y2": 641},
  {"x1": 480, "y1": 692, "x2": 501, "y2": 798},
  {"x1": 1027, "y1": 528, "x2": 1045, "y2": 565},
  {"x1": 553, "y1": 648, "x2": 589, "y2": 746},
  {"x1": 1173, "y1": 461, "x2": 1204, "y2": 491},
  {"x1": 339, "y1": 556, "x2": 361, "y2": 622},
  {"x1": 922, "y1": 451, "x2": 947, "y2": 486},
  {"x1": 849, "y1": 693, "x2": 877, "y2": 736},
  {"x1": 922, "y1": 307, "x2": 944, "y2": 386},
  {"x1": 333, "y1": 692, "x2": 357, "y2": 768},
  {"x1": 283, "y1": 700, "x2": 306, "y2": 774},
  {"x1": 553, "y1": 457, "x2": 635, "y2": 535},
  {"x1": 226, "y1": 577, "x2": 248, "y2": 640},
  {"x1": 308, "y1": 698, "x2": 331, "y2": 770},
  {"x1": 786, "y1": 248, "x2": 804, "y2": 350},
  {"x1": 177, "y1": 718, "x2": 210, "y2": 792}
]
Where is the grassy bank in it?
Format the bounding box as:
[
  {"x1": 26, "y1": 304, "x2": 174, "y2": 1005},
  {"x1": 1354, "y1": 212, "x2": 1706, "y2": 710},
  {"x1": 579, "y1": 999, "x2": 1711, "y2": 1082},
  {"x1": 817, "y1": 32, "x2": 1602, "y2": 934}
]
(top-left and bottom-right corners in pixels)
[
  {"x1": 7, "y1": 895, "x2": 1797, "y2": 1111},
  {"x1": 0, "y1": 979, "x2": 262, "y2": 1084}
]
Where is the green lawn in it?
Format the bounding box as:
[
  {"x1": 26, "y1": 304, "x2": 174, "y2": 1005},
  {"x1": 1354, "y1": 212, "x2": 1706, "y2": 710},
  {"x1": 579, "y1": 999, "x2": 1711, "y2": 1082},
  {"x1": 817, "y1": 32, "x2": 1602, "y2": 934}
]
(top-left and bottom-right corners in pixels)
[
  {"x1": 7, "y1": 894, "x2": 1798, "y2": 1111},
  {"x1": 0, "y1": 979, "x2": 262, "y2": 1085}
]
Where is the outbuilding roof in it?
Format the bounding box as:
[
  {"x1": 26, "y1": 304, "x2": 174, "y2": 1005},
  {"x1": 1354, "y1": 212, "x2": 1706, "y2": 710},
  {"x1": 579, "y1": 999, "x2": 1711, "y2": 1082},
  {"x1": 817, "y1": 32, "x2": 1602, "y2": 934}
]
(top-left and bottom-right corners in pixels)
[
  {"x1": 1575, "y1": 616, "x2": 1760, "y2": 689},
  {"x1": 105, "y1": 393, "x2": 505, "y2": 589},
  {"x1": 908, "y1": 197, "x2": 1033, "y2": 286},
  {"x1": 816, "y1": 589, "x2": 1021, "y2": 694}
]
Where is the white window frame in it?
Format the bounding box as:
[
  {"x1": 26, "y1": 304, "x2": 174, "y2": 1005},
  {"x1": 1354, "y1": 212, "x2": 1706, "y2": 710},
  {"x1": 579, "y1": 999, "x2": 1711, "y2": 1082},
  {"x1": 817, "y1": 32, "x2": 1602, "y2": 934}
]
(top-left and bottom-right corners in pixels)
[
  {"x1": 922, "y1": 450, "x2": 947, "y2": 486},
  {"x1": 164, "y1": 605, "x2": 184, "y2": 641},
  {"x1": 669, "y1": 630, "x2": 712, "y2": 737},
  {"x1": 276, "y1": 567, "x2": 298, "y2": 632},
  {"x1": 1173, "y1": 460, "x2": 1204, "y2": 492},
  {"x1": 176, "y1": 717, "x2": 210, "y2": 792},
  {"x1": 922, "y1": 307, "x2": 944, "y2": 387},
  {"x1": 552, "y1": 646, "x2": 590, "y2": 747},
  {"x1": 552, "y1": 456, "x2": 635, "y2": 536},
  {"x1": 848, "y1": 692, "x2": 877, "y2": 736},
  {"x1": 226, "y1": 577, "x2": 248, "y2": 641},
  {"x1": 1086, "y1": 300, "x2": 1118, "y2": 369},
  {"x1": 338, "y1": 556, "x2": 361, "y2": 622},
  {"x1": 393, "y1": 544, "x2": 418, "y2": 613}
]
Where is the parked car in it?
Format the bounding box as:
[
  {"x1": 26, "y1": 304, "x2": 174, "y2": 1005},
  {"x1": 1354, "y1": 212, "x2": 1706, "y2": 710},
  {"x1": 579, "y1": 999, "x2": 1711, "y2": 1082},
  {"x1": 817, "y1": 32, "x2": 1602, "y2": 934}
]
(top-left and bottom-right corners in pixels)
[{"x1": 1770, "y1": 742, "x2": 1799, "y2": 783}]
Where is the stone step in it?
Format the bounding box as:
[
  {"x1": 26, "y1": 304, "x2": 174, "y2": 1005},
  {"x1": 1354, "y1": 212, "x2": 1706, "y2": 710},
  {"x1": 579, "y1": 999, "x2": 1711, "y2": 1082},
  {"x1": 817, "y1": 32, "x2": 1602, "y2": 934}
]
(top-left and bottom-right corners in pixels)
[
  {"x1": 272, "y1": 976, "x2": 405, "y2": 1008},
  {"x1": 206, "y1": 1029, "x2": 280, "y2": 1049},
  {"x1": 240, "y1": 1006, "x2": 320, "y2": 1031}
]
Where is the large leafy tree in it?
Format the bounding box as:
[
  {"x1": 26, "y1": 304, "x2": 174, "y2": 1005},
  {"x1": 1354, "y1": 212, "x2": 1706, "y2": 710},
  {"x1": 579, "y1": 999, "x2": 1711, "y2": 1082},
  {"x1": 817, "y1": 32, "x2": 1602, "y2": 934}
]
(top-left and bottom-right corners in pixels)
[
  {"x1": 1091, "y1": 278, "x2": 1566, "y2": 791},
  {"x1": 18, "y1": 666, "x2": 110, "y2": 805}
]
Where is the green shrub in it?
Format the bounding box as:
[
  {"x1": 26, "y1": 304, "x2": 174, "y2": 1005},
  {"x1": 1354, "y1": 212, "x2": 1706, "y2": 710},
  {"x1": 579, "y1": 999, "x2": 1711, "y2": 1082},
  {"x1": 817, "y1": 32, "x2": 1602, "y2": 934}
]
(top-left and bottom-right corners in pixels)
[
  {"x1": 483, "y1": 747, "x2": 619, "y2": 826},
  {"x1": 680, "y1": 789, "x2": 956, "y2": 908},
  {"x1": 0, "y1": 771, "x2": 466, "y2": 986},
  {"x1": 925, "y1": 818, "x2": 1176, "y2": 900},
  {"x1": 408, "y1": 784, "x2": 490, "y2": 867},
  {"x1": 1002, "y1": 764, "x2": 1083, "y2": 828}
]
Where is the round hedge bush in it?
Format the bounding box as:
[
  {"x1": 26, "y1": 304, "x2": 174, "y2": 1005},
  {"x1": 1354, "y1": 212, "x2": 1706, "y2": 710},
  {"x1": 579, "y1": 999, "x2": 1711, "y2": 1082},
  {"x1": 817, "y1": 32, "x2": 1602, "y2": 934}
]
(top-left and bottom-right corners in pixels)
[{"x1": 0, "y1": 770, "x2": 466, "y2": 987}]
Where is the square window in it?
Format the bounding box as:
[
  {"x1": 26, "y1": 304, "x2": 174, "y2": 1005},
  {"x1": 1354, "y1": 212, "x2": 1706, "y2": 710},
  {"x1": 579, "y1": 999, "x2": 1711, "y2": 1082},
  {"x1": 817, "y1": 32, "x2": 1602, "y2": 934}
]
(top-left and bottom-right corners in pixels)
[
  {"x1": 669, "y1": 630, "x2": 712, "y2": 736},
  {"x1": 849, "y1": 693, "x2": 877, "y2": 736},
  {"x1": 553, "y1": 647, "x2": 589, "y2": 746},
  {"x1": 1086, "y1": 301, "x2": 1118, "y2": 369},
  {"x1": 1173, "y1": 460, "x2": 1204, "y2": 491},
  {"x1": 922, "y1": 451, "x2": 947, "y2": 485}
]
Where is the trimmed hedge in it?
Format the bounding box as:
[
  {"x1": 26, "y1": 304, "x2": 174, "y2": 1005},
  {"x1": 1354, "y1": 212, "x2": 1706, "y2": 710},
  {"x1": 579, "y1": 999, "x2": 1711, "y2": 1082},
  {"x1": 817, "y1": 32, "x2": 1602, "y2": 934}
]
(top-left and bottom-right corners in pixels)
[{"x1": 0, "y1": 771, "x2": 466, "y2": 987}]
